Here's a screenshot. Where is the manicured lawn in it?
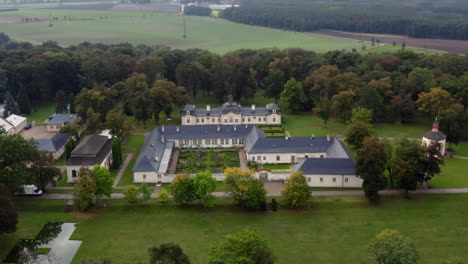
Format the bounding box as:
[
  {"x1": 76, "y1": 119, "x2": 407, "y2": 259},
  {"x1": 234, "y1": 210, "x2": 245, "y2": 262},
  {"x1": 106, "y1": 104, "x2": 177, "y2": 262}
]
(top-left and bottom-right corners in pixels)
[
  {"x1": 25, "y1": 102, "x2": 55, "y2": 123},
  {"x1": 176, "y1": 151, "x2": 240, "y2": 174},
  {"x1": 2, "y1": 194, "x2": 468, "y2": 263},
  {"x1": 54, "y1": 171, "x2": 73, "y2": 187},
  {"x1": 53, "y1": 154, "x2": 67, "y2": 166},
  {"x1": 450, "y1": 144, "x2": 468, "y2": 157},
  {"x1": 263, "y1": 164, "x2": 291, "y2": 170},
  {"x1": 118, "y1": 135, "x2": 146, "y2": 186},
  {"x1": 429, "y1": 158, "x2": 468, "y2": 188},
  {"x1": 1, "y1": 10, "x2": 365, "y2": 53}
]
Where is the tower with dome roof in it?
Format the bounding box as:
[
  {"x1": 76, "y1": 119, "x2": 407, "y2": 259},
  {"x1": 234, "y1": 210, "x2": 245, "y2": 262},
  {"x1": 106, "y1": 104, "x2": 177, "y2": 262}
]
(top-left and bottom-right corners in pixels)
[{"x1": 421, "y1": 117, "x2": 447, "y2": 156}]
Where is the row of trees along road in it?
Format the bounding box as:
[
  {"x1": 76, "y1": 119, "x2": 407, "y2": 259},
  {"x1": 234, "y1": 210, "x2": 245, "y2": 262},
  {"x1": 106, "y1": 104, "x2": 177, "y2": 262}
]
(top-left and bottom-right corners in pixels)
[{"x1": 1, "y1": 35, "x2": 467, "y2": 142}]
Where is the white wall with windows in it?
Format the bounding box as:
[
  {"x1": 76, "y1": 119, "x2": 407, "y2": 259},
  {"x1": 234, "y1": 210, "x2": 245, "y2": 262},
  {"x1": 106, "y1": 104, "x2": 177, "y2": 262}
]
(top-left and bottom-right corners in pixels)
[{"x1": 247, "y1": 152, "x2": 328, "y2": 164}]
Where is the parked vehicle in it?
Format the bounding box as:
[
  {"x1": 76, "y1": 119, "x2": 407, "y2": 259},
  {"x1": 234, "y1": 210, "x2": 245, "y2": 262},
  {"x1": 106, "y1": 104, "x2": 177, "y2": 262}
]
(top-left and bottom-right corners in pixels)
[
  {"x1": 24, "y1": 123, "x2": 32, "y2": 130},
  {"x1": 15, "y1": 185, "x2": 43, "y2": 196}
]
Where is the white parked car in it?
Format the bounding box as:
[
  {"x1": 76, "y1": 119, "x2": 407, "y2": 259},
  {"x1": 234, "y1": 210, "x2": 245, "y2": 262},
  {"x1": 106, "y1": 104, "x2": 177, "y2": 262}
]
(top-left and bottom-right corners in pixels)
[{"x1": 15, "y1": 185, "x2": 43, "y2": 196}]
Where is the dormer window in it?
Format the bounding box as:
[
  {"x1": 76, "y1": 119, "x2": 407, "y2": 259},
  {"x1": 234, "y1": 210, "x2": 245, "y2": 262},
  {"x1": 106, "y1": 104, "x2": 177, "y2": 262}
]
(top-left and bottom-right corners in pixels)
[
  {"x1": 186, "y1": 111, "x2": 190, "y2": 115},
  {"x1": 273, "y1": 109, "x2": 276, "y2": 113}
]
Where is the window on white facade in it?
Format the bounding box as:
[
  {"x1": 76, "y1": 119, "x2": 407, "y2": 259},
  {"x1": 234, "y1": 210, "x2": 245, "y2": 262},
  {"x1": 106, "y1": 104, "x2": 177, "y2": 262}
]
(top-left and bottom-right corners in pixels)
[
  {"x1": 201, "y1": 119, "x2": 204, "y2": 123},
  {"x1": 224, "y1": 119, "x2": 228, "y2": 123},
  {"x1": 333, "y1": 178, "x2": 336, "y2": 182},
  {"x1": 276, "y1": 156, "x2": 280, "y2": 161},
  {"x1": 248, "y1": 118, "x2": 251, "y2": 122},
  {"x1": 187, "y1": 119, "x2": 190, "y2": 123},
  {"x1": 212, "y1": 139, "x2": 217, "y2": 145},
  {"x1": 197, "y1": 119, "x2": 200, "y2": 123},
  {"x1": 320, "y1": 155, "x2": 324, "y2": 158},
  {"x1": 263, "y1": 118, "x2": 266, "y2": 121},
  {"x1": 252, "y1": 156, "x2": 256, "y2": 161},
  {"x1": 257, "y1": 156, "x2": 261, "y2": 161},
  {"x1": 72, "y1": 170, "x2": 77, "y2": 178},
  {"x1": 239, "y1": 138, "x2": 244, "y2": 145},
  {"x1": 225, "y1": 139, "x2": 230, "y2": 144},
  {"x1": 206, "y1": 139, "x2": 210, "y2": 145},
  {"x1": 56, "y1": 126, "x2": 60, "y2": 129},
  {"x1": 198, "y1": 139, "x2": 202, "y2": 145},
  {"x1": 320, "y1": 178, "x2": 323, "y2": 182},
  {"x1": 233, "y1": 138, "x2": 238, "y2": 144},
  {"x1": 273, "y1": 118, "x2": 276, "y2": 122},
  {"x1": 242, "y1": 118, "x2": 245, "y2": 122},
  {"x1": 263, "y1": 156, "x2": 266, "y2": 160},
  {"x1": 235, "y1": 119, "x2": 238, "y2": 123},
  {"x1": 158, "y1": 174, "x2": 162, "y2": 179},
  {"x1": 143, "y1": 174, "x2": 146, "y2": 179},
  {"x1": 345, "y1": 178, "x2": 348, "y2": 183},
  {"x1": 307, "y1": 177, "x2": 311, "y2": 182},
  {"x1": 220, "y1": 138, "x2": 224, "y2": 145},
  {"x1": 212, "y1": 119, "x2": 215, "y2": 123},
  {"x1": 184, "y1": 139, "x2": 190, "y2": 145}
]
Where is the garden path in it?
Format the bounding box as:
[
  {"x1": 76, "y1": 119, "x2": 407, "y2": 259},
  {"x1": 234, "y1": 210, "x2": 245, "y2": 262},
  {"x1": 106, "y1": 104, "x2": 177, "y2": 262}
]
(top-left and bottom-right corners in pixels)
[
  {"x1": 112, "y1": 152, "x2": 134, "y2": 187},
  {"x1": 238, "y1": 149, "x2": 249, "y2": 170},
  {"x1": 168, "y1": 149, "x2": 179, "y2": 174}
]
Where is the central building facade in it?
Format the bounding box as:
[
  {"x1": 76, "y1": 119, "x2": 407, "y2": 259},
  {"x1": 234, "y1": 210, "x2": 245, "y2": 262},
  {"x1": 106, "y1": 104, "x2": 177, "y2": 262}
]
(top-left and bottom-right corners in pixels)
[{"x1": 181, "y1": 101, "x2": 281, "y2": 126}]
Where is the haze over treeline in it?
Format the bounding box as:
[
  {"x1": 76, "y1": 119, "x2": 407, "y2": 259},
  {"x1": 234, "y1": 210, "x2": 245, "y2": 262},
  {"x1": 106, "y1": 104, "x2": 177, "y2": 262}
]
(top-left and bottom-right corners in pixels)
[{"x1": 221, "y1": 0, "x2": 468, "y2": 40}]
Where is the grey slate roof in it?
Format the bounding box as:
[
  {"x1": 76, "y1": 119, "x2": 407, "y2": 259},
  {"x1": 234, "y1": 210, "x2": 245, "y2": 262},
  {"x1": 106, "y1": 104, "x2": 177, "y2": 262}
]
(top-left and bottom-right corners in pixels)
[
  {"x1": 66, "y1": 135, "x2": 112, "y2": 166},
  {"x1": 296, "y1": 158, "x2": 355, "y2": 175},
  {"x1": 35, "y1": 133, "x2": 70, "y2": 152},
  {"x1": 48, "y1": 114, "x2": 78, "y2": 125},
  {"x1": 423, "y1": 130, "x2": 446, "y2": 140},
  {"x1": 181, "y1": 102, "x2": 281, "y2": 117},
  {"x1": 159, "y1": 125, "x2": 262, "y2": 139},
  {"x1": 71, "y1": 135, "x2": 109, "y2": 157},
  {"x1": 132, "y1": 128, "x2": 173, "y2": 172},
  {"x1": 248, "y1": 137, "x2": 350, "y2": 157}
]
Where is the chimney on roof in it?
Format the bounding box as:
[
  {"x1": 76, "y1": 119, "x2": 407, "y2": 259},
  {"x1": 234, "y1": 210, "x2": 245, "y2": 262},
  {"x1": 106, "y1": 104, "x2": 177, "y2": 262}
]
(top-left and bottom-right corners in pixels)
[
  {"x1": 217, "y1": 125, "x2": 220, "y2": 131},
  {"x1": 207, "y1": 105, "x2": 210, "y2": 112},
  {"x1": 234, "y1": 125, "x2": 237, "y2": 131},
  {"x1": 327, "y1": 134, "x2": 330, "y2": 141},
  {"x1": 245, "y1": 124, "x2": 248, "y2": 128},
  {"x1": 161, "y1": 125, "x2": 165, "y2": 132},
  {"x1": 176, "y1": 126, "x2": 180, "y2": 132},
  {"x1": 251, "y1": 104, "x2": 255, "y2": 113},
  {"x1": 161, "y1": 135, "x2": 165, "y2": 143},
  {"x1": 155, "y1": 152, "x2": 159, "y2": 162}
]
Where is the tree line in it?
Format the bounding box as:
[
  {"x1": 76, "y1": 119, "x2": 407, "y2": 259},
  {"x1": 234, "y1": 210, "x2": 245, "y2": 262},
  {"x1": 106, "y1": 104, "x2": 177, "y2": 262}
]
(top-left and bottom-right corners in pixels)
[
  {"x1": 1, "y1": 34, "x2": 468, "y2": 142},
  {"x1": 220, "y1": 0, "x2": 468, "y2": 40}
]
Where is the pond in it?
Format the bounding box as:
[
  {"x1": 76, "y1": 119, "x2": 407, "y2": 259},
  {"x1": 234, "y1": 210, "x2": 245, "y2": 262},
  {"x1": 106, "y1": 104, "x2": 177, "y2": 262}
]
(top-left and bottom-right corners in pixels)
[{"x1": 3, "y1": 222, "x2": 82, "y2": 264}]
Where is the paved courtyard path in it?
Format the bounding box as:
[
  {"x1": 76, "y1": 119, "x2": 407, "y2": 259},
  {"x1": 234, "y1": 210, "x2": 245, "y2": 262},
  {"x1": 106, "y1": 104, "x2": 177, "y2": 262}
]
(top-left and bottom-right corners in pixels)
[{"x1": 238, "y1": 149, "x2": 249, "y2": 170}]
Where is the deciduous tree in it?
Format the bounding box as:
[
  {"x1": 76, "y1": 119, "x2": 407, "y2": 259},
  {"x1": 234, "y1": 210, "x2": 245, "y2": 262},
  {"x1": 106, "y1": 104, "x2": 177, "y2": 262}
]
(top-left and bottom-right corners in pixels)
[
  {"x1": 92, "y1": 165, "x2": 113, "y2": 202},
  {"x1": 281, "y1": 171, "x2": 310, "y2": 208},
  {"x1": 280, "y1": 78, "x2": 306, "y2": 114},
  {"x1": 0, "y1": 184, "x2": 17, "y2": 234},
  {"x1": 209, "y1": 229, "x2": 275, "y2": 264},
  {"x1": 192, "y1": 171, "x2": 217, "y2": 208},
  {"x1": 224, "y1": 168, "x2": 266, "y2": 210},
  {"x1": 356, "y1": 137, "x2": 388, "y2": 202},
  {"x1": 369, "y1": 229, "x2": 419, "y2": 264},
  {"x1": 345, "y1": 121, "x2": 373, "y2": 150},
  {"x1": 170, "y1": 173, "x2": 196, "y2": 204},
  {"x1": 73, "y1": 167, "x2": 97, "y2": 211},
  {"x1": 149, "y1": 243, "x2": 191, "y2": 264}
]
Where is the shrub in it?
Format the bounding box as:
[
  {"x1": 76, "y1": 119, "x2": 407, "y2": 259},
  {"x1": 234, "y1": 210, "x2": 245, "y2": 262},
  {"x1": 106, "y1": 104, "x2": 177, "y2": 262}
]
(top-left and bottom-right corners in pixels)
[
  {"x1": 157, "y1": 188, "x2": 170, "y2": 203},
  {"x1": 271, "y1": 198, "x2": 278, "y2": 212},
  {"x1": 123, "y1": 185, "x2": 140, "y2": 203}
]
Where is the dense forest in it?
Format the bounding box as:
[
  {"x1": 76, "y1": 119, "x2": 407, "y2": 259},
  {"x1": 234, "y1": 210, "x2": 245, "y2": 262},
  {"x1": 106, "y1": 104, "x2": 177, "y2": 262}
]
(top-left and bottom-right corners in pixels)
[
  {"x1": 0, "y1": 32, "x2": 467, "y2": 143},
  {"x1": 220, "y1": 0, "x2": 468, "y2": 40}
]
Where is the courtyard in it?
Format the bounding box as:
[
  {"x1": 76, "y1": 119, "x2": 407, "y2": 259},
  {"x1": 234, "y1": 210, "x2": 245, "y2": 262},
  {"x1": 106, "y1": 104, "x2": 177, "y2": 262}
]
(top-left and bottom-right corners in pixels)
[{"x1": 176, "y1": 150, "x2": 240, "y2": 174}]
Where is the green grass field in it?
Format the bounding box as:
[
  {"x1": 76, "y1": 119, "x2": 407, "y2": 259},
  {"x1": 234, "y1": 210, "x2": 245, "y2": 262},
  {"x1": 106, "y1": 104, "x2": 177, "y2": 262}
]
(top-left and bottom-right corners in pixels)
[
  {"x1": 118, "y1": 135, "x2": 146, "y2": 186},
  {"x1": 429, "y1": 158, "x2": 468, "y2": 188},
  {"x1": 1, "y1": 9, "x2": 366, "y2": 53},
  {"x1": 2, "y1": 195, "x2": 468, "y2": 264},
  {"x1": 25, "y1": 102, "x2": 55, "y2": 123}
]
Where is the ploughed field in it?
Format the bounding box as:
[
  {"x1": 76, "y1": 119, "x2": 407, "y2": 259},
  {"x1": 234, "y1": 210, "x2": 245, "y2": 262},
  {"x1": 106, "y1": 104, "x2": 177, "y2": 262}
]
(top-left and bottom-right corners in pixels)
[
  {"x1": 314, "y1": 30, "x2": 468, "y2": 54},
  {"x1": 0, "y1": 9, "x2": 365, "y2": 53},
  {"x1": 2, "y1": 195, "x2": 468, "y2": 263}
]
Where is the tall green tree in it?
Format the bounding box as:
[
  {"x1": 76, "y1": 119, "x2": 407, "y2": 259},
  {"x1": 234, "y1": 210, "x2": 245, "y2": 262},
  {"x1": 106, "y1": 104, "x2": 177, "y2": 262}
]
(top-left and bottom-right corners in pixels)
[
  {"x1": 55, "y1": 89, "x2": 68, "y2": 114},
  {"x1": 345, "y1": 121, "x2": 373, "y2": 150},
  {"x1": 106, "y1": 106, "x2": 132, "y2": 141},
  {"x1": 111, "y1": 139, "x2": 122, "y2": 169},
  {"x1": 281, "y1": 171, "x2": 311, "y2": 208},
  {"x1": 331, "y1": 90, "x2": 356, "y2": 123},
  {"x1": 92, "y1": 165, "x2": 113, "y2": 202},
  {"x1": 280, "y1": 78, "x2": 306, "y2": 114},
  {"x1": 0, "y1": 133, "x2": 38, "y2": 193},
  {"x1": 356, "y1": 137, "x2": 388, "y2": 202},
  {"x1": 391, "y1": 140, "x2": 425, "y2": 197},
  {"x1": 73, "y1": 167, "x2": 97, "y2": 211},
  {"x1": 264, "y1": 70, "x2": 285, "y2": 102},
  {"x1": 192, "y1": 171, "x2": 217, "y2": 208},
  {"x1": 313, "y1": 98, "x2": 332, "y2": 127},
  {"x1": 369, "y1": 229, "x2": 419, "y2": 264},
  {"x1": 17, "y1": 85, "x2": 31, "y2": 114},
  {"x1": 149, "y1": 243, "x2": 191, "y2": 264},
  {"x1": 170, "y1": 173, "x2": 196, "y2": 204},
  {"x1": 0, "y1": 184, "x2": 17, "y2": 234},
  {"x1": 29, "y1": 151, "x2": 61, "y2": 191},
  {"x1": 224, "y1": 168, "x2": 266, "y2": 210},
  {"x1": 209, "y1": 229, "x2": 275, "y2": 264}
]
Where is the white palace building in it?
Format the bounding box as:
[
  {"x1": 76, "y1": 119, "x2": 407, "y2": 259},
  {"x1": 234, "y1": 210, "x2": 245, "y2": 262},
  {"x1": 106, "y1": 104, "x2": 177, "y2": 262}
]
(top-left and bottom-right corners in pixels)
[
  {"x1": 181, "y1": 101, "x2": 282, "y2": 126},
  {"x1": 132, "y1": 125, "x2": 362, "y2": 188}
]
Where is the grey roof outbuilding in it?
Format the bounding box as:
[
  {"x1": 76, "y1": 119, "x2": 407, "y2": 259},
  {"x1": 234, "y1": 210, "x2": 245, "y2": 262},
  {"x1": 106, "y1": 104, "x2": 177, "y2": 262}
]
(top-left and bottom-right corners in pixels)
[
  {"x1": 296, "y1": 158, "x2": 355, "y2": 175},
  {"x1": 66, "y1": 135, "x2": 112, "y2": 166},
  {"x1": 35, "y1": 133, "x2": 70, "y2": 152}
]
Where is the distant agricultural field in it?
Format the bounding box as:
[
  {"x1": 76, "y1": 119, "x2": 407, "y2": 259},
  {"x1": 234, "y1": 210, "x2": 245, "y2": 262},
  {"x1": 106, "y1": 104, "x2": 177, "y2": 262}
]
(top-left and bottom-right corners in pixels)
[{"x1": 0, "y1": 9, "x2": 366, "y2": 53}]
